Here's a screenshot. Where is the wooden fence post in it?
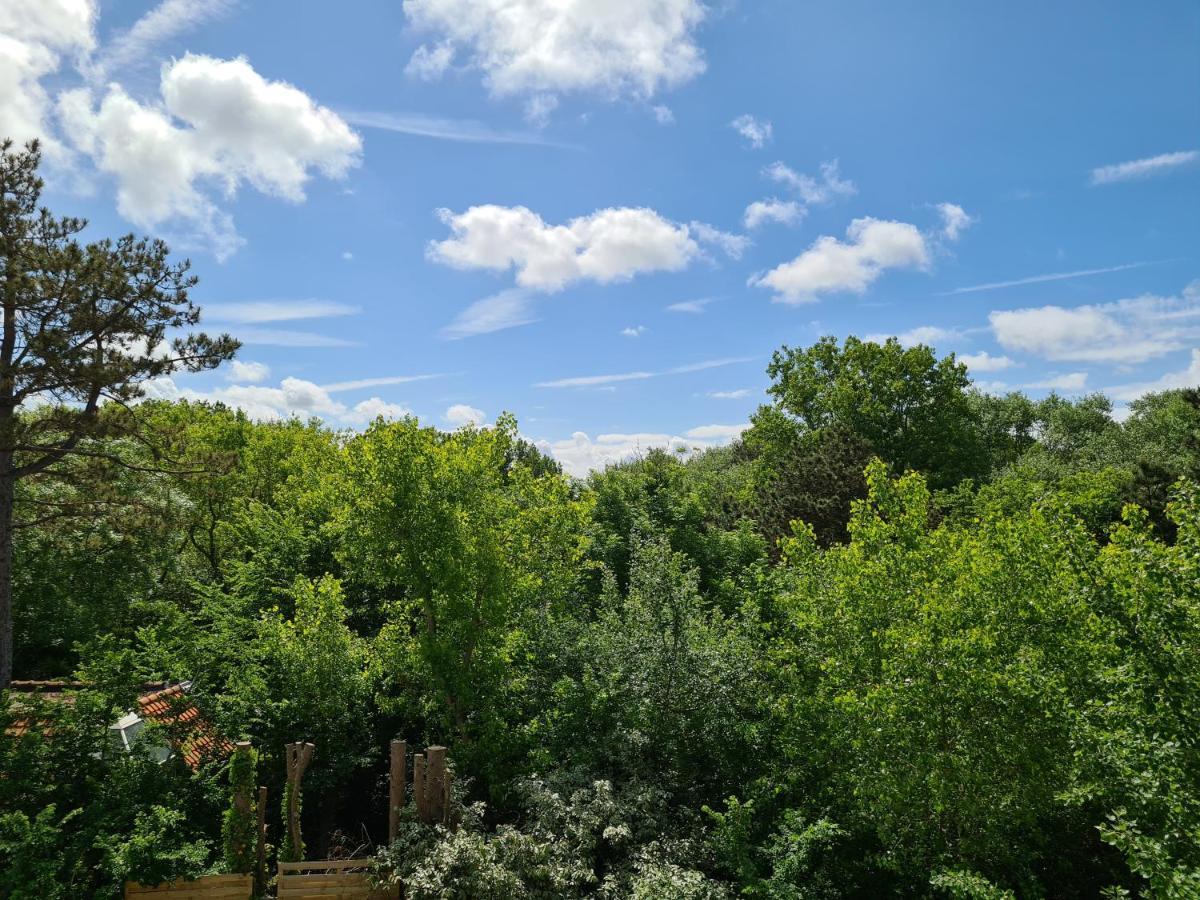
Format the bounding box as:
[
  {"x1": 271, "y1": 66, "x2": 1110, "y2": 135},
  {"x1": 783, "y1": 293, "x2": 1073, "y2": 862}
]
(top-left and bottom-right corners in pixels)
[
  {"x1": 388, "y1": 739, "x2": 406, "y2": 844},
  {"x1": 413, "y1": 753, "x2": 427, "y2": 823},
  {"x1": 284, "y1": 742, "x2": 315, "y2": 861},
  {"x1": 426, "y1": 746, "x2": 446, "y2": 826},
  {"x1": 255, "y1": 786, "x2": 267, "y2": 896}
]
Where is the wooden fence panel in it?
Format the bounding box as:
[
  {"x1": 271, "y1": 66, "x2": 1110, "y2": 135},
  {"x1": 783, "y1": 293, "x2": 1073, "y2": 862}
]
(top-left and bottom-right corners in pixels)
[
  {"x1": 125, "y1": 873, "x2": 252, "y2": 899},
  {"x1": 277, "y1": 859, "x2": 396, "y2": 899}
]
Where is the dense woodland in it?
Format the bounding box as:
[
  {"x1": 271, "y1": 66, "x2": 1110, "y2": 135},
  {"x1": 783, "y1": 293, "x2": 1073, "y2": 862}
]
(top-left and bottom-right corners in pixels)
[{"x1": 2, "y1": 143, "x2": 1200, "y2": 898}]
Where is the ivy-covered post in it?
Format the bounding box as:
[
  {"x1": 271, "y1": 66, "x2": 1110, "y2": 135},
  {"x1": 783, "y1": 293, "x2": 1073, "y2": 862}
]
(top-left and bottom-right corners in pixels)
[
  {"x1": 222, "y1": 741, "x2": 257, "y2": 873},
  {"x1": 281, "y1": 742, "x2": 315, "y2": 862},
  {"x1": 255, "y1": 786, "x2": 268, "y2": 895}
]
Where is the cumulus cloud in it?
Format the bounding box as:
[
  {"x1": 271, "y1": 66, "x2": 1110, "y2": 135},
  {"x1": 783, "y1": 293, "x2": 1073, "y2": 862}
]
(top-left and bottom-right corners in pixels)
[
  {"x1": 1091, "y1": 150, "x2": 1199, "y2": 185},
  {"x1": 444, "y1": 403, "x2": 486, "y2": 427},
  {"x1": 936, "y1": 202, "x2": 974, "y2": 241},
  {"x1": 1105, "y1": 350, "x2": 1200, "y2": 402},
  {"x1": 1027, "y1": 372, "x2": 1088, "y2": 391},
  {"x1": 145, "y1": 373, "x2": 411, "y2": 426},
  {"x1": 402, "y1": 0, "x2": 706, "y2": 109},
  {"x1": 621, "y1": 325, "x2": 647, "y2": 337},
  {"x1": 227, "y1": 360, "x2": 270, "y2": 383},
  {"x1": 429, "y1": 205, "x2": 720, "y2": 291},
  {"x1": 989, "y1": 282, "x2": 1200, "y2": 365},
  {"x1": 0, "y1": 0, "x2": 96, "y2": 158},
  {"x1": 744, "y1": 198, "x2": 804, "y2": 230},
  {"x1": 731, "y1": 114, "x2": 771, "y2": 148},
  {"x1": 763, "y1": 159, "x2": 856, "y2": 205},
  {"x1": 57, "y1": 54, "x2": 361, "y2": 259},
  {"x1": 958, "y1": 351, "x2": 1015, "y2": 373},
  {"x1": 864, "y1": 325, "x2": 964, "y2": 348},
  {"x1": 752, "y1": 217, "x2": 930, "y2": 304},
  {"x1": 537, "y1": 422, "x2": 747, "y2": 477}
]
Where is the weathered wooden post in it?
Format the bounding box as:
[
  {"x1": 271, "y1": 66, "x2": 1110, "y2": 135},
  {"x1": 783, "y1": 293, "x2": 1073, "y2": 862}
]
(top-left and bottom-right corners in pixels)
[
  {"x1": 255, "y1": 786, "x2": 268, "y2": 895},
  {"x1": 283, "y1": 742, "x2": 315, "y2": 862},
  {"x1": 426, "y1": 745, "x2": 446, "y2": 826},
  {"x1": 413, "y1": 752, "x2": 427, "y2": 823},
  {"x1": 388, "y1": 739, "x2": 406, "y2": 844}
]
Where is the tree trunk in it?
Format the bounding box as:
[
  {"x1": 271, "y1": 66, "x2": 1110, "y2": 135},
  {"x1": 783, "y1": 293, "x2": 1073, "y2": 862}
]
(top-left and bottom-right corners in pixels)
[{"x1": 0, "y1": 466, "x2": 13, "y2": 688}]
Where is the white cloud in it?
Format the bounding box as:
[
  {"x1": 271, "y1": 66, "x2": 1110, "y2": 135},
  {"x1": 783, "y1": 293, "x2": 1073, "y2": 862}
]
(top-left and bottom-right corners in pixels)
[
  {"x1": 227, "y1": 360, "x2": 270, "y2": 383},
  {"x1": 343, "y1": 397, "x2": 412, "y2": 425},
  {"x1": 763, "y1": 159, "x2": 856, "y2": 205},
  {"x1": 538, "y1": 422, "x2": 747, "y2": 477},
  {"x1": 1091, "y1": 150, "x2": 1199, "y2": 185},
  {"x1": 145, "y1": 373, "x2": 412, "y2": 426},
  {"x1": 685, "y1": 423, "x2": 748, "y2": 440},
  {"x1": 652, "y1": 104, "x2": 674, "y2": 125},
  {"x1": 989, "y1": 283, "x2": 1200, "y2": 365},
  {"x1": 341, "y1": 251, "x2": 353, "y2": 261},
  {"x1": 744, "y1": 198, "x2": 804, "y2": 230},
  {"x1": 90, "y1": 0, "x2": 234, "y2": 81},
  {"x1": 536, "y1": 356, "x2": 750, "y2": 389},
  {"x1": 343, "y1": 109, "x2": 565, "y2": 147},
  {"x1": 0, "y1": 0, "x2": 96, "y2": 158},
  {"x1": 322, "y1": 374, "x2": 444, "y2": 392},
  {"x1": 441, "y1": 288, "x2": 539, "y2": 339},
  {"x1": 444, "y1": 403, "x2": 486, "y2": 427},
  {"x1": 936, "y1": 202, "x2": 974, "y2": 241},
  {"x1": 665, "y1": 297, "x2": 715, "y2": 314},
  {"x1": 688, "y1": 221, "x2": 749, "y2": 259},
  {"x1": 405, "y1": 40, "x2": 455, "y2": 81},
  {"x1": 707, "y1": 389, "x2": 750, "y2": 399},
  {"x1": 731, "y1": 114, "x2": 771, "y2": 148},
  {"x1": 1105, "y1": 350, "x2": 1200, "y2": 402},
  {"x1": 232, "y1": 329, "x2": 357, "y2": 348},
  {"x1": 958, "y1": 351, "x2": 1015, "y2": 373},
  {"x1": 1027, "y1": 372, "x2": 1088, "y2": 391},
  {"x1": 864, "y1": 325, "x2": 965, "y2": 348},
  {"x1": 621, "y1": 325, "x2": 647, "y2": 337},
  {"x1": 942, "y1": 261, "x2": 1154, "y2": 295},
  {"x1": 59, "y1": 54, "x2": 361, "y2": 260},
  {"x1": 523, "y1": 92, "x2": 558, "y2": 126},
  {"x1": 752, "y1": 217, "x2": 930, "y2": 304},
  {"x1": 402, "y1": 0, "x2": 706, "y2": 103},
  {"x1": 429, "y1": 205, "x2": 707, "y2": 291},
  {"x1": 203, "y1": 300, "x2": 359, "y2": 324}
]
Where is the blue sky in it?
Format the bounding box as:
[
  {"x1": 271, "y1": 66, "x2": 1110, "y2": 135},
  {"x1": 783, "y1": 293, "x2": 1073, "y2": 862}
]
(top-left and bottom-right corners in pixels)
[{"x1": 4, "y1": 0, "x2": 1199, "y2": 473}]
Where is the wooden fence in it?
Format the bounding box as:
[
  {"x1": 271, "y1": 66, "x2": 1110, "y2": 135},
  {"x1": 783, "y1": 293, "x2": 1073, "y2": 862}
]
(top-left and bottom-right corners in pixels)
[
  {"x1": 277, "y1": 859, "x2": 396, "y2": 899},
  {"x1": 125, "y1": 873, "x2": 252, "y2": 899}
]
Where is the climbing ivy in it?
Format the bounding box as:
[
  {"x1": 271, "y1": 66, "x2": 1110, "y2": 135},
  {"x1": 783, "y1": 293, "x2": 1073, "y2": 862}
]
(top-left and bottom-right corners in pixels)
[{"x1": 221, "y1": 745, "x2": 257, "y2": 873}]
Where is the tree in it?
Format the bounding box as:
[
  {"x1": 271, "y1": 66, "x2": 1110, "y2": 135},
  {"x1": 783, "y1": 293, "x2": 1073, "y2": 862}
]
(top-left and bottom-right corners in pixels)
[
  {"x1": 0, "y1": 141, "x2": 237, "y2": 685},
  {"x1": 755, "y1": 336, "x2": 985, "y2": 489}
]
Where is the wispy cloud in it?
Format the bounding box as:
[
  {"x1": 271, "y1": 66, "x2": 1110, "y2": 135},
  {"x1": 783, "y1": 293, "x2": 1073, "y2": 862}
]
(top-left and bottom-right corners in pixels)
[
  {"x1": 342, "y1": 110, "x2": 571, "y2": 147},
  {"x1": 707, "y1": 389, "x2": 751, "y2": 399},
  {"x1": 536, "y1": 356, "x2": 753, "y2": 389},
  {"x1": 1091, "y1": 150, "x2": 1199, "y2": 185},
  {"x1": 665, "y1": 297, "x2": 717, "y2": 314},
  {"x1": 942, "y1": 262, "x2": 1157, "y2": 295},
  {"x1": 204, "y1": 300, "x2": 360, "y2": 324},
  {"x1": 441, "y1": 289, "x2": 539, "y2": 339},
  {"x1": 233, "y1": 329, "x2": 358, "y2": 348},
  {"x1": 322, "y1": 374, "x2": 446, "y2": 393},
  {"x1": 89, "y1": 0, "x2": 236, "y2": 80}
]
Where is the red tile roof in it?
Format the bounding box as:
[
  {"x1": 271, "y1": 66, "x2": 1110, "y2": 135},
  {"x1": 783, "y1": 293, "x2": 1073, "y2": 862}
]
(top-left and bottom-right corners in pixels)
[{"x1": 5, "y1": 680, "x2": 232, "y2": 769}]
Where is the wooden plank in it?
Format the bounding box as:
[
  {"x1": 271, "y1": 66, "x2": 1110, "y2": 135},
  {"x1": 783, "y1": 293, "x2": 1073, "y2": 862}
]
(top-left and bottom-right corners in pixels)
[
  {"x1": 388, "y1": 739, "x2": 405, "y2": 844},
  {"x1": 278, "y1": 858, "x2": 376, "y2": 872},
  {"x1": 278, "y1": 885, "x2": 377, "y2": 898}
]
